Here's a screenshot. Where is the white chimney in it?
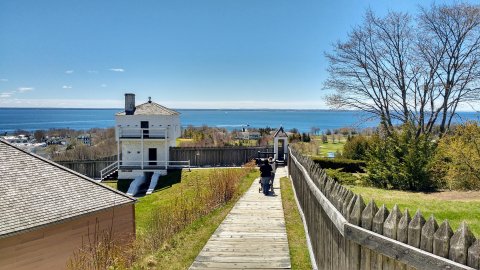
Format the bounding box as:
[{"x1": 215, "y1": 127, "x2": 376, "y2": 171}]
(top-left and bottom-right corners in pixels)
[{"x1": 125, "y1": 93, "x2": 135, "y2": 115}]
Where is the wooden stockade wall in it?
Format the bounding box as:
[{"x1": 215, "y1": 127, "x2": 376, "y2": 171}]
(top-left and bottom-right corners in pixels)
[
  {"x1": 288, "y1": 147, "x2": 480, "y2": 270},
  {"x1": 55, "y1": 155, "x2": 117, "y2": 179},
  {"x1": 170, "y1": 146, "x2": 273, "y2": 167},
  {"x1": 55, "y1": 146, "x2": 273, "y2": 178}
]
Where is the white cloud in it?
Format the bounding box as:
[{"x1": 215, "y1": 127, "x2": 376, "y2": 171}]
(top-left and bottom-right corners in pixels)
[
  {"x1": 62, "y1": 85, "x2": 73, "y2": 89},
  {"x1": 17, "y1": 87, "x2": 34, "y2": 93},
  {"x1": 101, "y1": 84, "x2": 107, "y2": 88},
  {"x1": 0, "y1": 92, "x2": 13, "y2": 98},
  {"x1": 65, "y1": 70, "x2": 74, "y2": 74},
  {"x1": 109, "y1": 68, "x2": 125, "y2": 72},
  {"x1": 87, "y1": 70, "x2": 98, "y2": 74},
  {"x1": 0, "y1": 78, "x2": 8, "y2": 82},
  {"x1": 0, "y1": 98, "x2": 123, "y2": 108}
]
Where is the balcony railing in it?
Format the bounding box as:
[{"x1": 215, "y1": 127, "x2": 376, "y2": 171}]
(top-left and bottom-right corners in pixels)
[
  {"x1": 118, "y1": 160, "x2": 191, "y2": 170},
  {"x1": 118, "y1": 127, "x2": 167, "y2": 139}
]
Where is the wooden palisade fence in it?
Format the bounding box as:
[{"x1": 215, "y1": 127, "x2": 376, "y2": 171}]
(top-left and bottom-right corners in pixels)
[
  {"x1": 55, "y1": 155, "x2": 117, "y2": 179},
  {"x1": 170, "y1": 146, "x2": 273, "y2": 167},
  {"x1": 288, "y1": 147, "x2": 480, "y2": 270},
  {"x1": 55, "y1": 146, "x2": 274, "y2": 178}
]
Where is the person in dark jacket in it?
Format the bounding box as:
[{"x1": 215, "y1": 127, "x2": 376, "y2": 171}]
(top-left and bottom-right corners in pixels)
[{"x1": 260, "y1": 159, "x2": 273, "y2": 195}]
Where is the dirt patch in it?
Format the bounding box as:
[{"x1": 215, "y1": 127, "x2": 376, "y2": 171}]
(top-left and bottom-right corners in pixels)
[{"x1": 426, "y1": 190, "x2": 480, "y2": 201}]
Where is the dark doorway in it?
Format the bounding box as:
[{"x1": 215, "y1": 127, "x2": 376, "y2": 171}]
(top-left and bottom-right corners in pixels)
[
  {"x1": 278, "y1": 139, "x2": 285, "y2": 160},
  {"x1": 148, "y1": 148, "x2": 157, "y2": 165},
  {"x1": 141, "y1": 121, "x2": 149, "y2": 138}
]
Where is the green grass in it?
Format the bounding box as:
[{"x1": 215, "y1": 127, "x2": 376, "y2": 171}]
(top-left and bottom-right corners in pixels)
[
  {"x1": 280, "y1": 177, "x2": 312, "y2": 270},
  {"x1": 308, "y1": 135, "x2": 347, "y2": 157},
  {"x1": 349, "y1": 186, "x2": 480, "y2": 236},
  {"x1": 133, "y1": 169, "x2": 258, "y2": 269}
]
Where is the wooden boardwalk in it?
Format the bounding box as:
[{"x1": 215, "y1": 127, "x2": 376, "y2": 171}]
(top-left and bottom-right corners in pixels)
[{"x1": 190, "y1": 167, "x2": 291, "y2": 269}]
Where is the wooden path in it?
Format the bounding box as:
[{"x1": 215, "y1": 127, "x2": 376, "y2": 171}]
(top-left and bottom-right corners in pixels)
[{"x1": 190, "y1": 167, "x2": 291, "y2": 269}]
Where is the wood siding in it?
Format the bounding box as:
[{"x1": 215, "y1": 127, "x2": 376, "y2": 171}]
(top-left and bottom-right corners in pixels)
[{"x1": 0, "y1": 203, "x2": 135, "y2": 270}]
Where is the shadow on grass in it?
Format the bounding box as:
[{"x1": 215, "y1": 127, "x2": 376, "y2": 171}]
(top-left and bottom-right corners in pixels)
[{"x1": 116, "y1": 169, "x2": 184, "y2": 193}]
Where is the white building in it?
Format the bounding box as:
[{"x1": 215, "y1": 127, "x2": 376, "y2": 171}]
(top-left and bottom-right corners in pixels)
[{"x1": 114, "y1": 93, "x2": 181, "y2": 180}]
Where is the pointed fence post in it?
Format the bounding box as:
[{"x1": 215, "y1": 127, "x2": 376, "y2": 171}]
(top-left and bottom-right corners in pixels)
[
  {"x1": 349, "y1": 195, "x2": 365, "y2": 270},
  {"x1": 395, "y1": 209, "x2": 411, "y2": 270},
  {"x1": 433, "y1": 220, "x2": 453, "y2": 258},
  {"x1": 449, "y1": 222, "x2": 476, "y2": 265},
  {"x1": 342, "y1": 190, "x2": 354, "y2": 217},
  {"x1": 420, "y1": 215, "x2": 439, "y2": 253},
  {"x1": 372, "y1": 204, "x2": 389, "y2": 270},
  {"x1": 468, "y1": 239, "x2": 480, "y2": 269},
  {"x1": 361, "y1": 200, "x2": 378, "y2": 270},
  {"x1": 383, "y1": 204, "x2": 401, "y2": 270},
  {"x1": 408, "y1": 210, "x2": 426, "y2": 248},
  {"x1": 397, "y1": 209, "x2": 411, "y2": 243}
]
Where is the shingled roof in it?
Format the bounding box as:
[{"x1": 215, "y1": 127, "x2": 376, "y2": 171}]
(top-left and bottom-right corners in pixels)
[
  {"x1": 0, "y1": 140, "x2": 135, "y2": 239},
  {"x1": 116, "y1": 101, "x2": 180, "y2": 116}
]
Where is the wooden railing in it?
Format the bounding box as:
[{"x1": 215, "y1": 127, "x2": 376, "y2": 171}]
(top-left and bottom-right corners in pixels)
[{"x1": 288, "y1": 148, "x2": 479, "y2": 270}]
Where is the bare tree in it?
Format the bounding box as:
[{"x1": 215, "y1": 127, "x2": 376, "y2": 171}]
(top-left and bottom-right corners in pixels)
[
  {"x1": 419, "y1": 3, "x2": 480, "y2": 134},
  {"x1": 325, "y1": 3, "x2": 480, "y2": 137}
]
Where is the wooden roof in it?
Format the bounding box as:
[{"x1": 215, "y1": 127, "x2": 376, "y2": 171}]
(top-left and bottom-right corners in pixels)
[{"x1": 0, "y1": 140, "x2": 135, "y2": 238}]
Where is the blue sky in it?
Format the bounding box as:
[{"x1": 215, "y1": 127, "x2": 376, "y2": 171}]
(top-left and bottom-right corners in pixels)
[{"x1": 0, "y1": 0, "x2": 472, "y2": 109}]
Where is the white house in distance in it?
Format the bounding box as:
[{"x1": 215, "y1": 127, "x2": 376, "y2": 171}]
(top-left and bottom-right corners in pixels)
[{"x1": 114, "y1": 93, "x2": 181, "y2": 181}]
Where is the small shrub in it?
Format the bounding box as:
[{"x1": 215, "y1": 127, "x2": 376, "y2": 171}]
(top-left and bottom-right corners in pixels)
[
  {"x1": 342, "y1": 135, "x2": 371, "y2": 160},
  {"x1": 325, "y1": 168, "x2": 361, "y2": 185},
  {"x1": 432, "y1": 122, "x2": 480, "y2": 190},
  {"x1": 311, "y1": 157, "x2": 366, "y2": 173},
  {"x1": 366, "y1": 124, "x2": 437, "y2": 191}
]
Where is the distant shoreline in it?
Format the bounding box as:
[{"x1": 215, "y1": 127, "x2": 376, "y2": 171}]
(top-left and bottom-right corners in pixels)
[{"x1": 0, "y1": 107, "x2": 478, "y2": 113}]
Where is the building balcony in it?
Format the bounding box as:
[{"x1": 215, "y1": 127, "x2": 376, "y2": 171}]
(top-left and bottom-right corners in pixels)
[
  {"x1": 117, "y1": 127, "x2": 168, "y2": 140},
  {"x1": 118, "y1": 160, "x2": 191, "y2": 171}
]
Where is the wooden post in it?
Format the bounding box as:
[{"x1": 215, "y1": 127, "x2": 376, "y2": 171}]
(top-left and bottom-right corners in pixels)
[
  {"x1": 397, "y1": 209, "x2": 411, "y2": 243},
  {"x1": 420, "y1": 215, "x2": 439, "y2": 253},
  {"x1": 396, "y1": 209, "x2": 411, "y2": 270},
  {"x1": 342, "y1": 190, "x2": 354, "y2": 217},
  {"x1": 383, "y1": 204, "x2": 401, "y2": 270},
  {"x1": 449, "y1": 222, "x2": 475, "y2": 265},
  {"x1": 408, "y1": 210, "x2": 426, "y2": 248},
  {"x1": 468, "y1": 239, "x2": 480, "y2": 269},
  {"x1": 361, "y1": 200, "x2": 378, "y2": 270},
  {"x1": 349, "y1": 195, "x2": 365, "y2": 270},
  {"x1": 433, "y1": 220, "x2": 453, "y2": 258},
  {"x1": 372, "y1": 204, "x2": 389, "y2": 269}
]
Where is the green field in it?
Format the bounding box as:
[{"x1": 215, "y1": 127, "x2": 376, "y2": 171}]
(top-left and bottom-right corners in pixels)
[
  {"x1": 349, "y1": 186, "x2": 480, "y2": 236},
  {"x1": 309, "y1": 135, "x2": 347, "y2": 157}
]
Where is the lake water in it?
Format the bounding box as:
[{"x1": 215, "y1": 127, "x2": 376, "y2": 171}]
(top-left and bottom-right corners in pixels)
[{"x1": 0, "y1": 108, "x2": 478, "y2": 133}]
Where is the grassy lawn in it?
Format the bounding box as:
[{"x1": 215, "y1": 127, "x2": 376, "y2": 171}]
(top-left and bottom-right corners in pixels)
[
  {"x1": 349, "y1": 186, "x2": 480, "y2": 236},
  {"x1": 133, "y1": 168, "x2": 258, "y2": 269},
  {"x1": 280, "y1": 177, "x2": 312, "y2": 270},
  {"x1": 306, "y1": 135, "x2": 347, "y2": 157}
]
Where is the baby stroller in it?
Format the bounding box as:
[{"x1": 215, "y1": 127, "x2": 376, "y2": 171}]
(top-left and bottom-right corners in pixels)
[
  {"x1": 259, "y1": 172, "x2": 275, "y2": 193},
  {"x1": 258, "y1": 158, "x2": 276, "y2": 193}
]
